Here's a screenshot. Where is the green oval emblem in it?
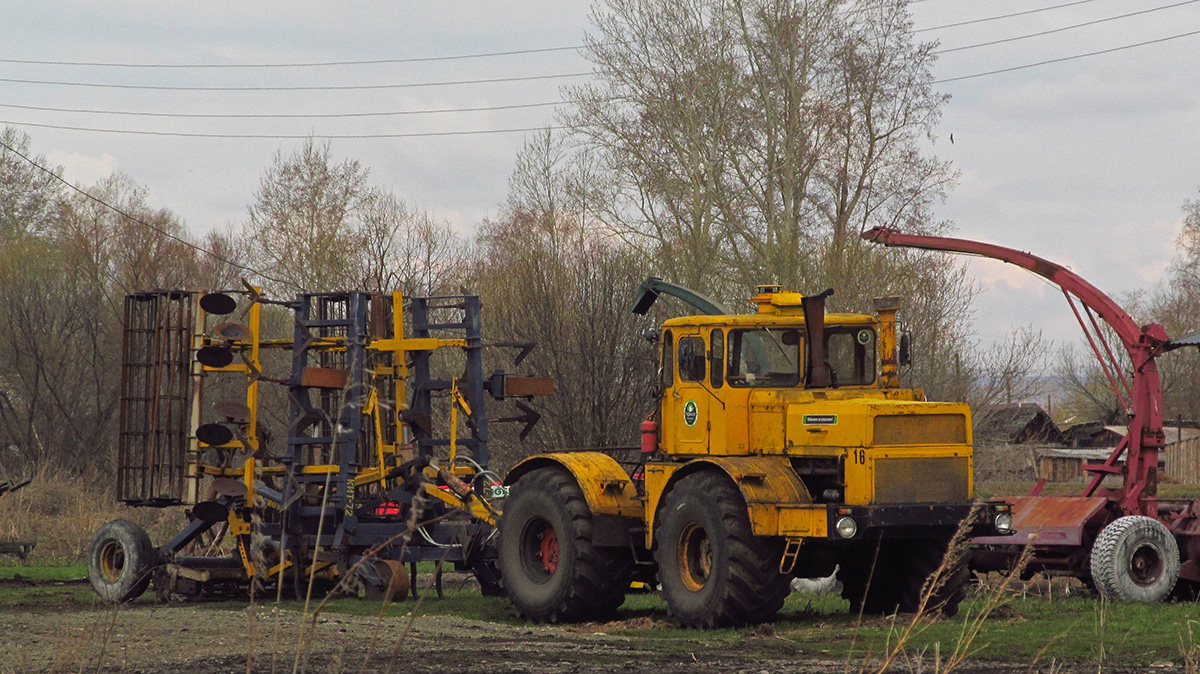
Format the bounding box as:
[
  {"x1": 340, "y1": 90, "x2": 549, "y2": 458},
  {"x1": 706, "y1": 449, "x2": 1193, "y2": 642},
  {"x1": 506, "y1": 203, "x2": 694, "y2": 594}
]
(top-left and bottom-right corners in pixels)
[{"x1": 683, "y1": 400, "x2": 699, "y2": 427}]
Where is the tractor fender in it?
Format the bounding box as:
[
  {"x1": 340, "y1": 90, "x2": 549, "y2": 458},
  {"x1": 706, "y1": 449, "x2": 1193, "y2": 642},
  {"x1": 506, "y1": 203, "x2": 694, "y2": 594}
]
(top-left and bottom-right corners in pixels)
[
  {"x1": 647, "y1": 456, "x2": 817, "y2": 545},
  {"x1": 504, "y1": 452, "x2": 642, "y2": 518}
]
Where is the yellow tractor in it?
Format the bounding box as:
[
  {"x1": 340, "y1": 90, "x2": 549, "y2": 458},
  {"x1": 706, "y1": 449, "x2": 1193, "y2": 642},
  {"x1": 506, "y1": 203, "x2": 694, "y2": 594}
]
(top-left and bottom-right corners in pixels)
[{"x1": 497, "y1": 280, "x2": 1012, "y2": 627}]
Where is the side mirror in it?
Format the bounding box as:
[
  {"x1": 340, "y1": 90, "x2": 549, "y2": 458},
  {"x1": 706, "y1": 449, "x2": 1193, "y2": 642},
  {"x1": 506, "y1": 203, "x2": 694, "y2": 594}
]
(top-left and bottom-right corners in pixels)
[
  {"x1": 643, "y1": 328, "x2": 659, "y2": 343},
  {"x1": 898, "y1": 333, "x2": 912, "y2": 367}
]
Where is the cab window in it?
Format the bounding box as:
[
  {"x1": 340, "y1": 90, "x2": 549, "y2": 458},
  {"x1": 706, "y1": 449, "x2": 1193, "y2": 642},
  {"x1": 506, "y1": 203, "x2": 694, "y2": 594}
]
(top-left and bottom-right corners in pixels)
[
  {"x1": 661, "y1": 330, "x2": 674, "y2": 387},
  {"x1": 825, "y1": 327, "x2": 876, "y2": 386},
  {"x1": 710, "y1": 330, "x2": 724, "y2": 388},
  {"x1": 726, "y1": 329, "x2": 801, "y2": 387},
  {"x1": 678, "y1": 336, "x2": 706, "y2": 382}
]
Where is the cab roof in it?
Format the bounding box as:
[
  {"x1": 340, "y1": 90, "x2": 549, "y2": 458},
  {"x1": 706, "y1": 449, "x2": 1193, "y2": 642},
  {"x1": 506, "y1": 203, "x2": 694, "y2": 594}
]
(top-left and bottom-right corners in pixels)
[{"x1": 662, "y1": 312, "x2": 876, "y2": 329}]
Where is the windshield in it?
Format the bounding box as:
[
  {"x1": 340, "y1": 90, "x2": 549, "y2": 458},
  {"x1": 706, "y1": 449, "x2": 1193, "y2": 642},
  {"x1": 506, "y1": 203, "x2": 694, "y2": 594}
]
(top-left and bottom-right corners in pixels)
[
  {"x1": 726, "y1": 329, "x2": 801, "y2": 388},
  {"x1": 825, "y1": 327, "x2": 876, "y2": 386}
]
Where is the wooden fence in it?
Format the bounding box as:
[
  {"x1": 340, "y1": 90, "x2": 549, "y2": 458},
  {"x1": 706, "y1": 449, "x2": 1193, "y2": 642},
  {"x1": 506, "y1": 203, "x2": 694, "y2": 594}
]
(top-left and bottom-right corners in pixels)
[{"x1": 1164, "y1": 437, "x2": 1200, "y2": 484}]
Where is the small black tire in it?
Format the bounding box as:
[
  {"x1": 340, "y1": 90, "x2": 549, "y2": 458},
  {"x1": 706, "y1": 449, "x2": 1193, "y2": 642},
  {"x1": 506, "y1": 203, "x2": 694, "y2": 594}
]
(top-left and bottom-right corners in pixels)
[
  {"x1": 87, "y1": 519, "x2": 158, "y2": 603},
  {"x1": 654, "y1": 472, "x2": 789, "y2": 628},
  {"x1": 1090, "y1": 515, "x2": 1179, "y2": 603},
  {"x1": 498, "y1": 467, "x2": 631, "y2": 623}
]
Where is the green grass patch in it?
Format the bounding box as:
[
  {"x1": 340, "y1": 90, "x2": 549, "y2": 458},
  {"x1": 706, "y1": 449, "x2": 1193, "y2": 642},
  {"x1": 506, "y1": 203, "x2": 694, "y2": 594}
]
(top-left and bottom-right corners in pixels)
[
  {"x1": 0, "y1": 562, "x2": 86, "y2": 581},
  {"x1": 0, "y1": 560, "x2": 93, "y2": 607},
  {"x1": 758, "y1": 591, "x2": 1195, "y2": 668}
]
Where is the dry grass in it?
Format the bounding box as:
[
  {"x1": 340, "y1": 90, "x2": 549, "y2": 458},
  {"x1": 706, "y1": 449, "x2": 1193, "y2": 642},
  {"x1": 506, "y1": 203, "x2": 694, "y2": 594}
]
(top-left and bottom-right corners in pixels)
[{"x1": 0, "y1": 464, "x2": 185, "y2": 562}]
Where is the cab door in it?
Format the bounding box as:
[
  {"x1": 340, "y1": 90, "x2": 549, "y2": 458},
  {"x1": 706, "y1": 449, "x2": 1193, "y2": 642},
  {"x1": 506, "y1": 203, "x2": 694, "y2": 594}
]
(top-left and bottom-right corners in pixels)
[{"x1": 670, "y1": 331, "x2": 709, "y2": 455}]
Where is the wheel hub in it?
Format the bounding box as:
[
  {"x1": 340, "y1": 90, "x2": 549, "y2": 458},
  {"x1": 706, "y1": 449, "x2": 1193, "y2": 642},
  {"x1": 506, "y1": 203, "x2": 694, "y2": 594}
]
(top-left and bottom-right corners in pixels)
[
  {"x1": 99, "y1": 541, "x2": 125, "y2": 582},
  {"x1": 678, "y1": 522, "x2": 712, "y2": 592},
  {"x1": 539, "y1": 525, "x2": 559, "y2": 574},
  {"x1": 1129, "y1": 543, "x2": 1164, "y2": 586}
]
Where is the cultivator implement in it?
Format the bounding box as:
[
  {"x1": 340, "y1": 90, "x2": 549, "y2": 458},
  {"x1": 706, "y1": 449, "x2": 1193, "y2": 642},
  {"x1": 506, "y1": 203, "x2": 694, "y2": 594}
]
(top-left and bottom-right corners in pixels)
[{"x1": 90, "y1": 287, "x2": 549, "y2": 603}]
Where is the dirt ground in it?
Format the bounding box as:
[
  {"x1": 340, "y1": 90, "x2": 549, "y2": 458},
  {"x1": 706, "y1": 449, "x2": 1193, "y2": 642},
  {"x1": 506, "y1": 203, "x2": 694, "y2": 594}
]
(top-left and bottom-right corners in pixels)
[{"x1": 0, "y1": 601, "x2": 1175, "y2": 674}]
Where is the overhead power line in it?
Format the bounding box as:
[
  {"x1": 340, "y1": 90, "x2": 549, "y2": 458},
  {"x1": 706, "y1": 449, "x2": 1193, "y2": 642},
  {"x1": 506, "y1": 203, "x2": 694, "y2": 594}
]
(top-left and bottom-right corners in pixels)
[
  {"x1": 0, "y1": 99, "x2": 563, "y2": 120},
  {"x1": 0, "y1": 120, "x2": 565, "y2": 139},
  {"x1": 0, "y1": 0, "x2": 1119, "y2": 72},
  {"x1": 0, "y1": 71, "x2": 591, "y2": 92},
  {"x1": 5, "y1": 0, "x2": 1191, "y2": 125},
  {"x1": 7, "y1": 21, "x2": 1200, "y2": 137},
  {"x1": 934, "y1": 27, "x2": 1200, "y2": 83},
  {"x1": 0, "y1": 45, "x2": 588, "y2": 69},
  {"x1": 0, "y1": 135, "x2": 300, "y2": 291},
  {"x1": 939, "y1": 0, "x2": 1200, "y2": 54},
  {"x1": 915, "y1": 0, "x2": 1103, "y2": 33}
]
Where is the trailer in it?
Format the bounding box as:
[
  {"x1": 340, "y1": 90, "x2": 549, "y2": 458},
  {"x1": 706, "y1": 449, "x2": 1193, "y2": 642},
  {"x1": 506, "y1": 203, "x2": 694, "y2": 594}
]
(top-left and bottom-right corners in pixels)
[{"x1": 864, "y1": 226, "x2": 1200, "y2": 602}]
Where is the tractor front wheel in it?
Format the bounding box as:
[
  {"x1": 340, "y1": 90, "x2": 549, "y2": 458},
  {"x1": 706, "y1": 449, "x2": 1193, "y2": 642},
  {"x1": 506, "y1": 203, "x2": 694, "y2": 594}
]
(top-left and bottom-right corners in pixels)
[
  {"x1": 498, "y1": 467, "x2": 631, "y2": 623},
  {"x1": 1090, "y1": 515, "x2": 1179, "y2": 603},
  {"x1": 840, "y1": 537, "x2": 968, "y2": 617},
  {"x1": 87, "y1": 519, "x2": 158, "y2": 603},
  {"x1": 654, "y1": 472, "x2": 789, "y2": 628}
]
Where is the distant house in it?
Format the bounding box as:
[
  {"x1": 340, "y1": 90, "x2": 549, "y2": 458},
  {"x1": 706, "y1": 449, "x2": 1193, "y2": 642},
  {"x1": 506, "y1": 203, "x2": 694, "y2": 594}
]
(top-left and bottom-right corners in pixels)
[
  {"x1": 1035, "y1": 424, "x2": 1198, "y2": 483},
  {"x1": 1035, "y1": 447, "x2": 1113, "y2": 482},
  {"x1": 1062, "y1": 423, "x2": 1200, "y2": 448},
  {"x1": 974, "y1": 403, "x2": 1065, "y2": 445}
]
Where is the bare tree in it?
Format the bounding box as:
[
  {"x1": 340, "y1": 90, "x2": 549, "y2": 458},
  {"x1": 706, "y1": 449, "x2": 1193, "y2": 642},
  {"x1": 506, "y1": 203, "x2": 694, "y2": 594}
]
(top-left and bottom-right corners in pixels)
[
  {"x1": 356, "y1": 188, "x2": 465, "y2": 296},
  {"x1": 467, "y1": 130, "x2": 658, "y2": 469},
  {"x1": 0, "y1": 126, "x2": 62, "y2": 243},
  {"x1": 244, "y1": 138, "x2": 370, "y2": 293},
  {"x1": 245, "y1": 138, "x2": 464, "y2": 297},
  {"x1": 564, "y1": 0, "x2": 974, "y2": 395},
  {"x1": 967, "y1": 326, "x2": 1051, "y2": 411}
]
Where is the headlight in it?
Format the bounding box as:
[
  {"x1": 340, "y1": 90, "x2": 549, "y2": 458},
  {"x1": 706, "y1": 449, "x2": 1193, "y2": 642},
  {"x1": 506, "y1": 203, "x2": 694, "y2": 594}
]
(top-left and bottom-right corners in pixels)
[
  {"x1": 994, "y1": 512, "x2": 1013, "y2": 534},
  {"x1": 836, "y1": 516, "x2": 858, "y2": 539}
]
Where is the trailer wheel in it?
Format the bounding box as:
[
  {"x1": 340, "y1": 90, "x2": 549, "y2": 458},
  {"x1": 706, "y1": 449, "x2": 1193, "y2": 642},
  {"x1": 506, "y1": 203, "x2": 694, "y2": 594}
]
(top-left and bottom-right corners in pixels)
[
  {"x1": 498, "y1": 467, "x2": 631, "y2": 623},
  {"x1": 1090, "y1": 515, "x2": 1179, "y2": 603},
  {"x1": 654, "y1": 472, "x2": 789, "y2": 628},
  {"x1": 87, "y1": 519, "x2": 158, "y2": 603}
]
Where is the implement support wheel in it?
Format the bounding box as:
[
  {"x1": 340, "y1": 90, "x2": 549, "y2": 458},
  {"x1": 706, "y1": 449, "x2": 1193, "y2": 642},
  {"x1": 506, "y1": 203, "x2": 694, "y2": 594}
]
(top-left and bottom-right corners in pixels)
[
  {"x1": 498, "y1": 467, "x2": 632, "y2": 623},
  {"x1": 87, "y1": 519, "x2": 158, "y2": 603},
  {"x1": 654, "y1": 472, "x2": 789, "y2": 628}
]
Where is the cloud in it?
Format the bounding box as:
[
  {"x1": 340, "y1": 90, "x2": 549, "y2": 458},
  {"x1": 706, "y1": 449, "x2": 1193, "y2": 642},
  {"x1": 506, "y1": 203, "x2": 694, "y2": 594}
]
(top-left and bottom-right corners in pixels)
[{"x1": 48, "y1": 151, "x2": 119, "y2": 188}]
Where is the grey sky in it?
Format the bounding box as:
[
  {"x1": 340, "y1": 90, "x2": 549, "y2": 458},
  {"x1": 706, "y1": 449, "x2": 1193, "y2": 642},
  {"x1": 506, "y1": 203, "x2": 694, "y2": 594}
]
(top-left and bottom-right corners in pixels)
[{"x1": 4, "y1": 0, "x2": 1200, "y2": 349}]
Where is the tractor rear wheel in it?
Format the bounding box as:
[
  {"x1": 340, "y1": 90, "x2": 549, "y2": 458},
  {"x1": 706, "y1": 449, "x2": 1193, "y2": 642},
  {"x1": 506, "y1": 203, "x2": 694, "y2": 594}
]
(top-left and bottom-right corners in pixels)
[
  {"x1": 498, "y1": 467, "x2": 631, "y2": 623},
  {"x1": 1090, "y1": 515, "x2": 1179, "y2": 603},
  {"x1": 654, "y1": 472, "x2": 789, "y2": 628},
  {"x1": 87, "y1": 519, "x2": 158, "y2": 603}
]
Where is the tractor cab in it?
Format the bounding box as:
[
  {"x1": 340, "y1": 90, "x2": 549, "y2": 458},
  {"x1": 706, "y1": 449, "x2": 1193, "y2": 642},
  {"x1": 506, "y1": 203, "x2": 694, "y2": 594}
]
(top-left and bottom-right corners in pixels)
[{"x1": 655, "y1": 285, "x2": 900, "y2": 457}]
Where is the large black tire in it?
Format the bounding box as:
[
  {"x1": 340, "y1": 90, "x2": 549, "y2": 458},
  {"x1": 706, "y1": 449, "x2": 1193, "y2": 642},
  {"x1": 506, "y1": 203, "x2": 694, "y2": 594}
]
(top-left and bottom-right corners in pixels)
[
  {"x1": 1090, "y1": 515, "x2": 1179, "y2": 603},
  {"x1": 839, "y1": 541, "x2": 900, "y2": 615},
  {"x1": 840, "y1": 538, "x2": 968, "y2": 617},
  {"x1": 498, "y1": 468, "x2": 632, "y2": 623},
  {"x1": 87, "y1": 519, "x2": 158, "y2": 603},
  {"x1": 654, "y1": 472, "x2": 789, "y2": 628},
  {"x1": 901, "y1": 538, "x2": 969, "y2": 617}
]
